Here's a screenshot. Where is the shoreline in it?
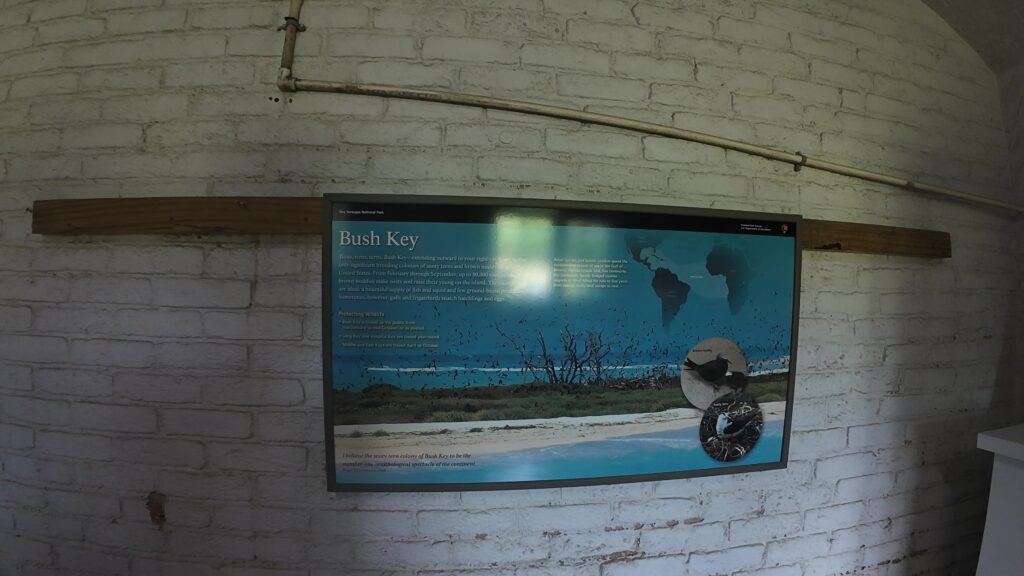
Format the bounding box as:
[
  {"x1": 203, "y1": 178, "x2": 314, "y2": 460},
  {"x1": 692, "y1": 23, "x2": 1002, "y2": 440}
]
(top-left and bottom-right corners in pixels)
[{"x1": 335, "y1": 401, "x2": 786, "y2": 459}]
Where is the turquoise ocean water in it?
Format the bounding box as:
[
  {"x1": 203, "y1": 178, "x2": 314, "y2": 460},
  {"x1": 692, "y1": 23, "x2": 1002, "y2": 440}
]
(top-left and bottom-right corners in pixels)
[{"x1": 336, "y1": 419, "x2": 784, "y2": 485}]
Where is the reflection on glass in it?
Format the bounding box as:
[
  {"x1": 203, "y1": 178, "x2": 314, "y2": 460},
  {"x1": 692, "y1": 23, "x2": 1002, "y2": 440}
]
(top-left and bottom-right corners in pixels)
[
  {"x1": 559, "y1": 222, "x2": 613, "y2": 298},
  {"x1": 494, "y1": 214, "x2": 553, "y2": 299}
]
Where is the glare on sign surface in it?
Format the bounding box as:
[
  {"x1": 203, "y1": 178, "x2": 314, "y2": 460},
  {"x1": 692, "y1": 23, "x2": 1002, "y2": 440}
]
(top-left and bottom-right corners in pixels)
[{"x1": 494, "y1": 214, "x2": 553, "y2": 299}]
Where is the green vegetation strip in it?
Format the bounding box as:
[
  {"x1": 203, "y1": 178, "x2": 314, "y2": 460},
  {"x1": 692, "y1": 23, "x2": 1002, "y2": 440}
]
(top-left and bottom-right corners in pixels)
[{"x1": 335, "y1": 377, "x2": 788, "y2": 425}]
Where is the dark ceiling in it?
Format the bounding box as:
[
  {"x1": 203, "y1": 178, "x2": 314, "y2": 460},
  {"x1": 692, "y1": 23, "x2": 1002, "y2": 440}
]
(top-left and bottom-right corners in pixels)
[{"x1": 923, "y1": 0, "x2": 1024, "y2": 74}]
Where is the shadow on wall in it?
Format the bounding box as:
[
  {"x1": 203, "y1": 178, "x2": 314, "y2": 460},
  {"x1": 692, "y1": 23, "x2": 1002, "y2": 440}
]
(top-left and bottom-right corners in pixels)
[
  {"x1": 850, "y1": 129, "x2": 1019, "y2": 572},
  {"x1": 1001, "y1": 219, "x2": 1024, "y2": 414},
  {"x1": 999, "y1": 64, "x2": 1024, "y2": 198}
]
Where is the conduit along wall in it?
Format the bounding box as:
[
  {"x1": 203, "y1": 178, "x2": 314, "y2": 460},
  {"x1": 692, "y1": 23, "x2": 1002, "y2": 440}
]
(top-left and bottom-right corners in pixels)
[
  {"x1": 274, "y1": 0, "x2": 1023, "y2": 216},
  {"x1": 30, "y1": 0, "x2": 977, "y2": 256}
]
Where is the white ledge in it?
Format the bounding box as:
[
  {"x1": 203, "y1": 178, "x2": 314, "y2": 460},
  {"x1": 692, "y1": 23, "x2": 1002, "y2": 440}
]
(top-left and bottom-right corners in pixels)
[{"x1": 978, "y1": 423, "x2": 1024, "y2": 461}]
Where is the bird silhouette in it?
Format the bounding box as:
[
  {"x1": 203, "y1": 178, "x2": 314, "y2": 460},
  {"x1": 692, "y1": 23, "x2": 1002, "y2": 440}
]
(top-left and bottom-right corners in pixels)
[
  {"x1": 715, "y1": 410, "x2": 758, "y2": 439},
  {"x1": 684, "y1": 354, "x2": 730, "y2": 383},
  {"x1": 722, "y1": 371, "x2": 748, "y2": 393}
]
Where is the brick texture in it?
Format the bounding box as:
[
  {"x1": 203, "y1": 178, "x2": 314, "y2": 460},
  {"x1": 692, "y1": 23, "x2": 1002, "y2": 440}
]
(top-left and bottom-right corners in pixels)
[{"x1": 0, "y1": 1, "x2": 1019, "y2": 576}]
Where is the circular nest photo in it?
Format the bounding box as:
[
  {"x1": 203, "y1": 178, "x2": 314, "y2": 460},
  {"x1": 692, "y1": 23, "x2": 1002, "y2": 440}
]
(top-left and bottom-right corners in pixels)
[{"x1": 699, "y1": 392, "x2": 763, "y2": 462}]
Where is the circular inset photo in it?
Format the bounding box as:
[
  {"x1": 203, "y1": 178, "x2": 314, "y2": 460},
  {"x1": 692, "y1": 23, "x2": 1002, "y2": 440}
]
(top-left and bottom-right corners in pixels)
[
  {"x1": 680, "y1": 337, "x2": 748, "y2": 410},
  {"x1": 699, "y1": 393, "x2": 763, "y2": 462}
]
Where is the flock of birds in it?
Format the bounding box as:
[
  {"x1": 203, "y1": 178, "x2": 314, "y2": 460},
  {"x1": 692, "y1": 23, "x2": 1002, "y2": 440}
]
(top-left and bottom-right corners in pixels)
[{"x1": 340, "y1": 235, "x2": 785, "y2": 465}]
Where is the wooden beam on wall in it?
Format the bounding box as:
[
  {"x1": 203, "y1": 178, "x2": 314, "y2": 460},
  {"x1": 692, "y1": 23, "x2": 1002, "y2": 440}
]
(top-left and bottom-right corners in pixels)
[
  {"x1": 801, "y1": 218, "x2": 951, "y2": 258},
  {"x1": 33, "y1": 197, "x2": 322, "y2": 235},
  {"x1": 32, "y1": 197, "x2": 952, "y2": 258}
]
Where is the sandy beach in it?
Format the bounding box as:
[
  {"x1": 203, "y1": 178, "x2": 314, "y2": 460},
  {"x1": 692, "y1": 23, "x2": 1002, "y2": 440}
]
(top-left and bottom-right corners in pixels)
[{"x1": 335, "y1": 401, "x2": 786, "y2": 459}]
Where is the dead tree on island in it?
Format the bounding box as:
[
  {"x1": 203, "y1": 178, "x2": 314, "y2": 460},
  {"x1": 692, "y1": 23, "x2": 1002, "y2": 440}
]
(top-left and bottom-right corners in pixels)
[{"x1": 495, "y1": 324, "x2": 640, "y2": 387}]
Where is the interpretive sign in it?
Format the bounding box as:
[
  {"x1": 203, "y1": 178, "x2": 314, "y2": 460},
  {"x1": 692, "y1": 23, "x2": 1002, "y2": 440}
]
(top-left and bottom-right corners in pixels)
[{"x1": 323, "y1": 195, "x2": 800, "y2": 491}]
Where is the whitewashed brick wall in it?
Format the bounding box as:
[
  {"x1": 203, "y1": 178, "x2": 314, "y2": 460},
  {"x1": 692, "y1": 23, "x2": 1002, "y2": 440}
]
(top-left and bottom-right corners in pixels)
[
  {"x1": 1001, "y1": 65, "x2": 1024, "y2": 196},
  {"x1": 0, "y1": 0, "x2": 1020, "y2": 575}
]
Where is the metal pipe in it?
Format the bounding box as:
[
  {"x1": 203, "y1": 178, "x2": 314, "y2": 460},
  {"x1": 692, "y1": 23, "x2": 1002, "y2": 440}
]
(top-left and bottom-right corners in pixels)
[
  {"x1": 277, "y1": 3, "x2": 1023, "y2": 215},
  {"x1": 276, "y1": 0, "x2": 304, "y2": 92},
  {"x1": 294, "y1": 79, "x2": 804, "y2": 164}
]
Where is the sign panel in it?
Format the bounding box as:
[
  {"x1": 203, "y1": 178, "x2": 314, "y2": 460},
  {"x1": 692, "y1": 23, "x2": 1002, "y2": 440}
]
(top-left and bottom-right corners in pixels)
[{"x1": 323, "y1": 195, "x2": 800, "y2": 491}]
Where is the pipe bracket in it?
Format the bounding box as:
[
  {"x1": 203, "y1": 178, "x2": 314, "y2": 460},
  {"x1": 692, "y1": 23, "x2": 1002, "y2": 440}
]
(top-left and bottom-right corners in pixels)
[
  {"x1": 793, "y1": 151, "x2": 807, "y2": 172},
  {"x1": 278, "y1": 16, "x2": 306, "y2": 31}
]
